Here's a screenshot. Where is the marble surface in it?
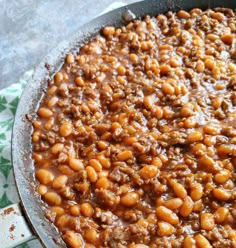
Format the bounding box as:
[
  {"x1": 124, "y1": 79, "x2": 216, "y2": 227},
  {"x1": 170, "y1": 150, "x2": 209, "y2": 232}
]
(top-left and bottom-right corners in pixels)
[{"x1": 0, "y1": 0, "x2": 140, "y2": 90}]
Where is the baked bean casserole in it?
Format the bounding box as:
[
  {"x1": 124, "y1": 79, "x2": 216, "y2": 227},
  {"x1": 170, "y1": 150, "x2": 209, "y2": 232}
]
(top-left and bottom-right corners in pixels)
[{"x1": 32, "y1": 8, "x2": 236, "y2": 248}]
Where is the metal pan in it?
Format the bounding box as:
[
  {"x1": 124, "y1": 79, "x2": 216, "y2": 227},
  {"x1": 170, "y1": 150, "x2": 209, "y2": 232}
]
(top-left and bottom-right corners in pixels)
[{"x1": 8, "y1": 0, "x2": 236, "y2": 247}]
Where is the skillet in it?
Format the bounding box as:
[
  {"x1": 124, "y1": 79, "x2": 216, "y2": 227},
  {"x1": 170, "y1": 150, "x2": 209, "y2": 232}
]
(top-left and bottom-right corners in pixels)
[{"x1": 11, "y1": 0, "x2": 236, "y2": 247}]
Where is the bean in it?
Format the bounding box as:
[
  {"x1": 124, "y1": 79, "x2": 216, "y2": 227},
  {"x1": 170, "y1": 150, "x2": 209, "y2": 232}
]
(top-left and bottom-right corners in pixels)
[
  {"x1": 184, "y1": 118, "x2": 196, "y2": 128},
  {"x1": 47, "y1": 85, "x2": 57, "y2": 96},
  {"x1": 38, "y1": 184, "x2": 47, "y2": 196},
  {"x1": 81, "y1": 104, "x2": 90, "y2": 113},
  {"x1": 163, "y1": 198, "x2": 183, "y2": 210},
  {"x1": 51, "y1": 143, "x2": 64, "y2": 154},
  {"x1": 47, "y1": 96, "x2": 58, "y2": 108},
  {"x1": 54, "y1": 72, "x2": 63, "y2": 85},
  {"x1": 125, "y1": 136, "x2": 138, "y2": 145},
  {"x1": 211, "y1": 12, "x2": 225, "y2": 22},
  {"x1": 196, "y1": 60, "x2": 205, "y2": 73},
  {"x1": 103, "y1": 26, "x2": 115, "y2": 36},
  {"x1": 97, "y1": 154, "x2": 111, "y2": 169},
  {"x1": 169, "y1": 57, "x2": 180, "y2": 67},
  {"x1": 70, "y1": 205, "x2": 80, "y2": 216},
  {"x1": 157, "y1": 221, "x2": 175, "y2": 236},
  {"x1": 126, "y1": 125, "x2": 136, "y2": 135},
  {"x1": 116, "y1": 76, "x2": 127, "y2": 85},
  {"x1": 190, "y1": 8, "x2": 202, "y2": 16},
  {"x1": 97, "y1": 141, "x2": 108, "y2": 150},
  {"x1": 44, "y1": 119, "x2": 54, "y2": 130},
  {"x1": 183, "y1": 236, "x2": 196, "y2": 248},
  {"x1": 52, "y1": 175, "x2": 68, "y2": 189},
  {"x1": 80, "y1": 203, "x2": 94, "y2": 217},
  {"x1": 33, "y1": 153, "x2": 42, "y2": 163},
  {"x1": 212, "y1": 188, "x2": 231, "y2": 201},
  {"x1": 173, "y1": 85, "x2": 181, "y2": 96},
  {"x1": 64, "y1": 230, "x2": 83, "y2": 248},
  {"x1": 200, "y1": 213, "x2": 215, "y2": 230},
  {"x1": 214, "y1": 207, "x2": 229, "y2": 223},
  {"x1": 177, "y1": 10, "x2": 190, "y2": 19},
  {"x1": 69, "y1": 158, "x2": 84, "y2": 171},
  {"x1": 63, "y1": 73, "x2": 69, "y2": 82},
  {"x1": 190, "y1": 183, "x2": 203, "y2": 201},
  {"x1": 33, "y1": 121, "x2": 41, "y2": 129},
  {"x1": 159, "y1": 44, "x2": 173, "y2": 51},
  {"x1": 38, "y1": 107, "x2": 53, "y2": 118},
  {"x1": 44, "y1": 192, "x2": 62, "y2": 206},
  {"x1": 121, "y1": 192, "x2": 139, "y2": 207},
  {"x1": 151, "y1": 157, "x2": 163, "y2": 168},
  {"x1": 66, "y1": 54, "x2": 75, "y2": 64},
  {"x1": 195, "y1": 234, "x2": 212, "y2": 248},
  {"x1": 139, "y1": 165, "x2": 158, "y2": 179},
  {"x1": 163, "y1": 106, "x2": 174, "y2": 119},
  {"x1": 117, "y1": 150, "x2": 133, "y2": 161},
  {"x1": 160, "y1": 65, "x2": 171, "y2": 75},
  {"x1": 215, "y1": 82, "x2": 225, "y2": 90},
  {"x1": 89, "y1": 159, "x2": 102, "y2": 172},
  {"x1": 60, "y1": 122, "x2": 73, "y2": 137},
  {"x1": 156, "y1": 206, "x2": 179, "y2": 225},
  {"x1": 129, "y1": 53, "x2": 139, "y2": 64},
  {"x1": 144, "y1": 95, "x2": 154, "y2": 109},
  {"x1": 212, "y1": 97, "x2": 222, "y2": 109},
  {"x1": 96, "y1": 177, "x2": 109, "y2": 189},
  {"x1": 84, "y1": 229, "x2": 98, "y2": 244},
  {"x1": 36, "y1": 169, "x2": 54, "y2": 185},
  {"x1": 162, "y1": 82, "x2": 175, "y2": 95},
  {"x1": 56, "y1": 214, "x2": 70, "y2": 229},
  {"x1": 204, "y1": 58, "x2": 215, "y2": 70},
  {"x1": 153, "y1": 106, "x2": 163, "y2": 119},
  {"x1": 180, "y1": 196, "x2": 194, "y2": 217},
  {"x1": 32, "y1": 131, "x2": 40, "y2": 143},
  {"x1": 221, "y1": 34, "x2": 234, "y2": 45},
  {"x1": 203, "y1": 136, "x2": 216, "y2": 146},
  {"x1": 212, "y1": 66, "x2": 221, "y2": 80},
  {"x1": 58, "y1": 165, "x2": 75, "y2": 177},
  {"x1": 86, "y1": 166, "x2": 98, "y2": 183},
  {"x1": 206, "y1": 33, "x2": 219, "y2": 41},
  {"x1": 198, "y1": 155, "x2": 216, "y2": 172},
  {"x1": 171, "y1": 180, "x2": 187, "y2": 199},
  {"x1": 180, "y1": 105, "x2": 193, "y2": 117},
  {"x1": 203, "y1": 125, "x2": 219, "y2": 135},
  {"x1": 228, "y1": 63, "x2": 236, "y2": 73},
  {"x1": 191, "y1": 143, "x2": 206, "y2": 157},
  {"x1": 217, "y1": 144, "x2": 233, "y2": 155},
  {"x1": 52, "y1": 206, "x2": 65, "y2": 216},
  {"x1": 111, "y1": 122, "x2": 121, "y2": 131},
  {"x1": 141, "y1": 41, "x2": 153, "y2": 51},
  {"x1": 214, "y1": 170, "x2": 230, "y2": 184},
  {"x1": 158, "y1": 154, "x2": 168, "y2": 163},
  {"x1": 117, "y1": 65, "x2": 126, "y2": 75},
  {"x1": 187, "y1": 131, "x2": 203, "y2": 143},
  {"x1": 75, "y1": 77, "x2": 85, "y2": 87}
]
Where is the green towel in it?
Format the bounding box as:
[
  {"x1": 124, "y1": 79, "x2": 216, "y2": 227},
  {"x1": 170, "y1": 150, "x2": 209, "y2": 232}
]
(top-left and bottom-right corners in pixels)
[{"x1": 0, "y1": 70, "x2": 41, "y2": 247}]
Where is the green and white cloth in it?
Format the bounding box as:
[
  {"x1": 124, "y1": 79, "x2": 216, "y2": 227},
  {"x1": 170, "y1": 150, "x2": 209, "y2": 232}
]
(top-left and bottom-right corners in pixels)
[{"x1": 0, "y1": 70, "x2": 41, "y2": 247}]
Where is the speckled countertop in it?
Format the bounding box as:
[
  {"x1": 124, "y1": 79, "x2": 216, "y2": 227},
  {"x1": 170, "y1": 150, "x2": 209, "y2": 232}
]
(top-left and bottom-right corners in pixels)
[{"x1": 0, "y1": 0, "x2": 140, "y2": 90}]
